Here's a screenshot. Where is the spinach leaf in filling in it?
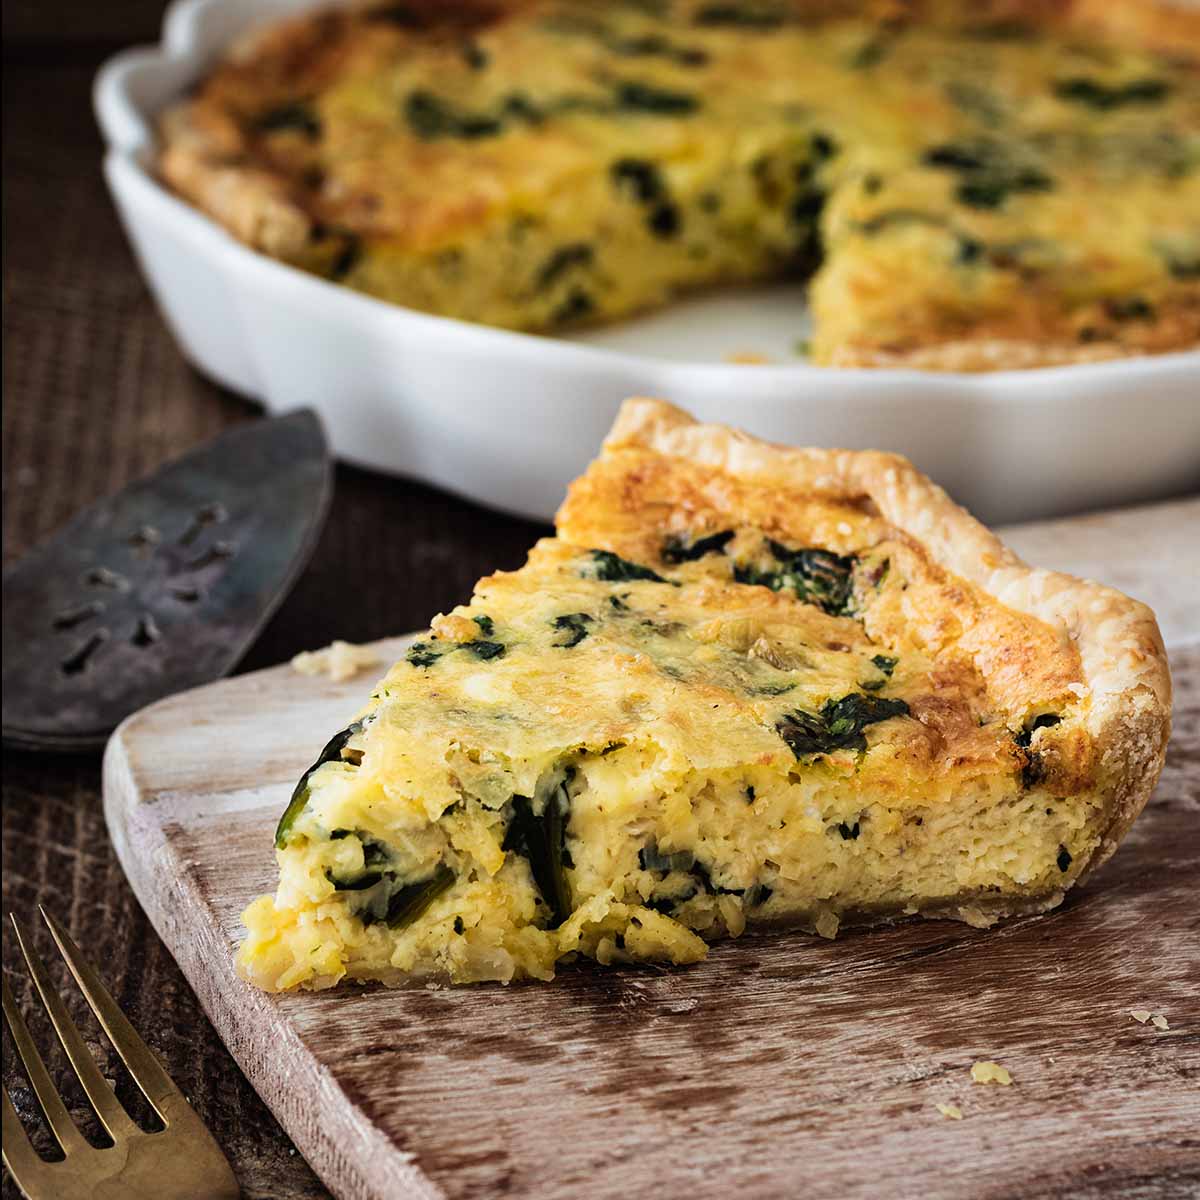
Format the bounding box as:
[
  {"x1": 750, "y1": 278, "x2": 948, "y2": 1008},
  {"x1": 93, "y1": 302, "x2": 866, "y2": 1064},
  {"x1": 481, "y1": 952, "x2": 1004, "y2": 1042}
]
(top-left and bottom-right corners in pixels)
[
  {"x1": 735, "y1": 541, "x2": 856, "y2": 615},
  {"x1": 365, "y1": 4, "x2": 432, "y2": 28},
  {"x1": 275, "y1": 720, "x2": 368, "y2": 847},
  {"x1": 606, "y1": 33, "x2": 709, "y2": 67},
  {"x1": 922, "y1": 140, "x2": 1053, "y2": 210},
  {"x1": 609, "y1": 157, "x2": 683, "y2": 237},
  {"x1": 467, "y1": 639, "x2": 506, "y2": 660},
  {"x1": 640, "y1": 840, "x2": 770, "y2": 909},
  {"x1": 404, "y1": 89, "x2": 549, "y2": 140},
  {"x1": 1014, "y1": 713, "x2": 1061, "y2": 748},
  {"x1": 326, "y1": 832, "x2": 390, "y2": 891},
  {"x1": 639, "y1": 842, "x2": 698, "y2": 874},
  {"x1": 611, "y1": 158, "x2": 667, "y2": 203},
  {"x1": 552, "y1": 289, "x2": 595, "y2": 324},
  {"x1": 536, "y1": 243, "x2": 594, "y2": 289},
  {"x1": 504, "y1": 773, "x2": 574, "y2": 927},
  {"x1": 1053, "y1": 77, "x2": 1170, "y2": 111},
  {"x1": 325, "y1": 831, "x2": 456, "y2": 929},
  {"x1": 862, "y1": 653, "x2": 898, "y2": 690},
  {"x1": 777, "y1": 694, "x2": 910, "y2": 759},
  {"x1": 852, "y1": 209, "x2": 989, "y2": 265},
  {"x1": 661, "y1": 529, "x2": 735, "y2": 563},
  {"x1": 1015, "y1": 713, "x2": 1061, "y2": 788},
  {"x1": 375, "y1": 866, "x2": 456, "y2": 928},
  {"x1": 1154, "y1": 238, "x2": 1200, "y2": 280},
  {"x1": 553, "y1": 613, "x2": 594, "y2": 648},
  {"x1": 693, "y1": 4, "x2": 787, "y2": 29},
  {"x1": 254, "y1": 102, "x2": 322, "y2": 139},
  {"x1": 750, "y1": 682, "x2": 797, "y2": 697},
  {"x1": 849, "y1": 35, "x2": 888, "y2": 69},
  {"x1": 613, "y1": 81, "x2": 699, "y2": 115},
  {"x1": 1106, "y1": 297, "x2": 1155, "y2": 322},
  {"x1": 328, "y1": 233, "x2": 362, "y2": 281},
  {"x1": 461, "y1": 41, "x2": 489, "y2": 70},
  {"x1": 406, "y1": 640, "x2": 440, "y2": 668},
  {"x1": 586, "y1": 549, "x2": 669, "y2": 583},
  {"x1": 407, "y1": 625, "x2": 504, "y2": 666}
]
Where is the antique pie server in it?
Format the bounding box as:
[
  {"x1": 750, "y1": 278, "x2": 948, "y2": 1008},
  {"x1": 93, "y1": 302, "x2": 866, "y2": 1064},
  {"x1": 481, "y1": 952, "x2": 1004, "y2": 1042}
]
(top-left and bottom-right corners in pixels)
[{"x1": 2, "y1": 410, "x2": 331, "y2": 753}]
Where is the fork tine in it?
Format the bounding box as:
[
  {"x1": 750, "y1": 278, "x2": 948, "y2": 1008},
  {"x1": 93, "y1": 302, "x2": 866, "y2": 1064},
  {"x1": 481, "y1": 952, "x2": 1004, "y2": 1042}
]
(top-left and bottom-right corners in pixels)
[
  {"x1": 39, "y1": 907, "x2": 181, "y2": 1113},
  {"x1": 9, "y1": 914, "x2": 138, "y2": 1141},
  {"x1": 2, "y1": 975, "x2": 87, "y2": 1155},
  {"x1": 3, "y1": 1085, "x2": 50, "y2": 1188}
]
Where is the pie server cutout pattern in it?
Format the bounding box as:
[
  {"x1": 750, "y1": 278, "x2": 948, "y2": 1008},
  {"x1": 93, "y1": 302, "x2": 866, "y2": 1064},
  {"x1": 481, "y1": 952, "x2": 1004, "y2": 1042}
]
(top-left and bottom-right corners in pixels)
[{"x1": 2, "y1": 410, "x2": 331, "y2": 753}]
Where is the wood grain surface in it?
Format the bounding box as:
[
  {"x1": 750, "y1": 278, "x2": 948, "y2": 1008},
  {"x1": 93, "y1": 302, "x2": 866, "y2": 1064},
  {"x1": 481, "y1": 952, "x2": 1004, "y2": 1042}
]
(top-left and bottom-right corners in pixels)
[{"x1": 101, "y1": 506, "x2": 1200, "y2": 1200}]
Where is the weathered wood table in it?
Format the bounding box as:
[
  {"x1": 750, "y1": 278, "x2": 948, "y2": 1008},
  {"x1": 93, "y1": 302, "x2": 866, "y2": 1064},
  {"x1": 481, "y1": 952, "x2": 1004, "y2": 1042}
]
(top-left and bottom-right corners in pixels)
[{"x1": 2, "y1": 7, "x2": 1197, "y2": 1197}]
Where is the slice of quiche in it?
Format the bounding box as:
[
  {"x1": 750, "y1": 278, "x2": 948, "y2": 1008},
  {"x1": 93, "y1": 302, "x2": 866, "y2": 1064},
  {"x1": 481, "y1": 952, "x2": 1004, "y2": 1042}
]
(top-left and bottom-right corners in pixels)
[{"x1": 239, "y1": 399, "x2": 1171, "y2": 989}]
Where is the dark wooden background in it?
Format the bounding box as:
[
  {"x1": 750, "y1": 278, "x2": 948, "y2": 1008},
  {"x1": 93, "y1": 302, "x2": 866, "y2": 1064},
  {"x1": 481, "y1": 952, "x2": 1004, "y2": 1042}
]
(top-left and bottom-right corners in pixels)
[{"x1": 2, "y1": 4, "x2": 544, "y2": 1196}]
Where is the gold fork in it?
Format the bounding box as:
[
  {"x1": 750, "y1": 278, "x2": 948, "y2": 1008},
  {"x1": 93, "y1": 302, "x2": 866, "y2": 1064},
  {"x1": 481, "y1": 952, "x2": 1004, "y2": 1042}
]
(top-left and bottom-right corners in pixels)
[{"x1": 2, "y1": 908, "x2": 240, "y2": 1199}]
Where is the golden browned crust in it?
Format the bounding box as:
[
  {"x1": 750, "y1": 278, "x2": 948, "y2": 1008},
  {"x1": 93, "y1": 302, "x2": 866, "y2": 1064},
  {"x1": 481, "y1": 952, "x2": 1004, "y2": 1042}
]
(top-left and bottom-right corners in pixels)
[
  {"x1": 158, "y1": 2, "x2": 519, "y2": 256},
  {"x1": 891, "y1": 0, "x2": 1200, "y2": 54},
  {"x1": 560, "y1": 397, "x2": 1171, "y2": 900},
  {"x1": 1064, "y1": 0, "x2": 1200, "y2": 60},
  {"x1": 823, "y1": 293, "x2": 1200, "y2": 370}
]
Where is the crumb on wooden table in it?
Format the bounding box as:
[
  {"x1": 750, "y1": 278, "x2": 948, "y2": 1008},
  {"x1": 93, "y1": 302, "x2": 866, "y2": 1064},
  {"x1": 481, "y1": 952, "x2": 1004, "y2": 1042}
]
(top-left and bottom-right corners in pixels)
[
  {"x1": 936, "y1": 1103, "x2": 964, "y2": 1120},
  {"x1": 291, "y1": 640, "x2": 380, "y2": 682},
  {"x1": 971, "y1": 1061, "x2": 1013, "y2": 1086}
]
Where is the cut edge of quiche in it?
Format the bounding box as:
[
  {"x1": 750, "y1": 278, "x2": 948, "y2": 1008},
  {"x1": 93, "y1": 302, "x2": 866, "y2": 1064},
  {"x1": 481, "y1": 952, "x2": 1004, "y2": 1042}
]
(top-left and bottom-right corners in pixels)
[{"x1": 238, "y1": 398, "x2": 1171, "y2": 990}]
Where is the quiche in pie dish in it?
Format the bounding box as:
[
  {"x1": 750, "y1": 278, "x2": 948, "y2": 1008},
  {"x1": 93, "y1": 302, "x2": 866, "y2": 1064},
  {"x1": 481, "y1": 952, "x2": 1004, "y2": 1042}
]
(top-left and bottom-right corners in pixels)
[
  {"x1": 158, "y1": 0, "x2": 1200, "y2": 369},
  {"x1": 238, "y1": 399, "x2": 1171, "y2": 989}
]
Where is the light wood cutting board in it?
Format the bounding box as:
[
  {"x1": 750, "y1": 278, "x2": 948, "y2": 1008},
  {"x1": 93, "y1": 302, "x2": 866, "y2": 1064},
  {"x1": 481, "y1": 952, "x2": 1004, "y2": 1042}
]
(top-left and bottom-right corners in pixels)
[{"x1": 103, "y1": 499, "x2": 1200, "y2": 1200}]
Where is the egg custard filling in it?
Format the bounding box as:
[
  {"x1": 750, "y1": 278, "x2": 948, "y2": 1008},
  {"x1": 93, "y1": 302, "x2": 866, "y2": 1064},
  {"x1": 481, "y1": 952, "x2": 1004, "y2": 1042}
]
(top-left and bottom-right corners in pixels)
[
  {"x1": 238, "y1": 400, "x2": 1170, "y2": 989},
  {"x1": 160, "y1": 0, "x2": 1200, "y2": 369}
]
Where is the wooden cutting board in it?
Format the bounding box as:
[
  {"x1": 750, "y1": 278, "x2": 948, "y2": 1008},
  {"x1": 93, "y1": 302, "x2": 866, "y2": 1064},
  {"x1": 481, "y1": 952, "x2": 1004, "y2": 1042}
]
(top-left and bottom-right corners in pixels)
[{"x1": 103, "y1": 499, "x2": 1200, "y2": 1200}]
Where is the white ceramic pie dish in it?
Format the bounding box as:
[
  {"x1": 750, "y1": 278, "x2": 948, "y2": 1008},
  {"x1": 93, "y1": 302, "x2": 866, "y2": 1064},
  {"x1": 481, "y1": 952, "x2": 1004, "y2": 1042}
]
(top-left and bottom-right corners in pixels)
[{"x1": 95, "y1": 0, "x2": 1200, "y2": 525}]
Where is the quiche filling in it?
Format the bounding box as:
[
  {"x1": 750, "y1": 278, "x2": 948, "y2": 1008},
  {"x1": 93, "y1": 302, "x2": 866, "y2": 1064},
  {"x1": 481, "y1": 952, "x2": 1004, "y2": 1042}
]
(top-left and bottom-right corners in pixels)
[
  {"x1": 161, "y1": 0, "x2": 1200, "y2": 368},
  {"x1": 237, "y1": 402, "x2": 1166, "y2": 990}
]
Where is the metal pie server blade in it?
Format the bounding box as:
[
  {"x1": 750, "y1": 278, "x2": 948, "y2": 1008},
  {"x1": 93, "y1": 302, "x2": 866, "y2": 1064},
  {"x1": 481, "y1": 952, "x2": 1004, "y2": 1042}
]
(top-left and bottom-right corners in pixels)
[{"x1": 2, "y1": 410, "x2": 331, "y2": 753}]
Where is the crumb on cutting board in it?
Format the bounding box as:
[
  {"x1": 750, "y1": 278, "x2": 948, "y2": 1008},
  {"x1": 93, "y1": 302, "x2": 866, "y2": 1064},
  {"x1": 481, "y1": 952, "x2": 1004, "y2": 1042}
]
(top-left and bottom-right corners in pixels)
[
  {"x1": 971, "y1": 1061, "x2": 1013, "y2": 1086},
  {"x1": 291, "y1": 640, "x2": 380, "y2": 682},
  {"x1": 725, "y1": 351, "x2": 771, "y2": 365},
  {"x1": 814, "y1": 910, "x2": 840, "y2": 940},
  {"x1": 936, "y1": 1103, "x2": 964, "y2": 1120},
  {"x1": 1130, "y1": 1009, "x2": 1170, "y2": 1030}
]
